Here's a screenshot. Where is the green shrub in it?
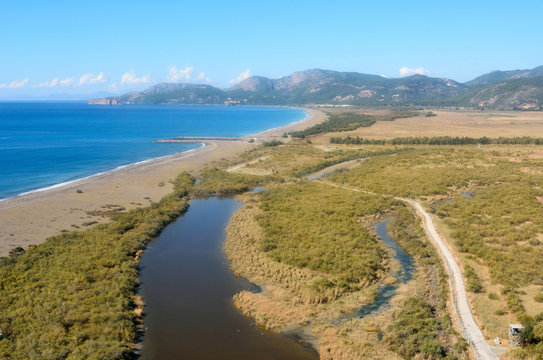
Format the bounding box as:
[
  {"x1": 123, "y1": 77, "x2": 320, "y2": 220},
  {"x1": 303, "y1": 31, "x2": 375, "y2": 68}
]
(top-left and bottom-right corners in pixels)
[
  {"x1": 488, "y1": 292, "x2": 499, "y2": 300},
  {"x1": 191, "y1": 167, "x2": 275, "y2": 197},
  {"x1": 384, "y1": 297, "x2": 445, "y2": 359},
  {"x1": 464, "y1": 264, "x2": 484, "y2": 293}
]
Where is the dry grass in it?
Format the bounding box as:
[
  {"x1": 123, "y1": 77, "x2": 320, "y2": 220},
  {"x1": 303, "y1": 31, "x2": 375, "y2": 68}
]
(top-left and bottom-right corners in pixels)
[
  {"x1": 311, "y1": 109, "x2": 543, "y2": 144},
  {"x1": 225, "y1": 191, "x2": 462, "y2": 358},
  {"x1": 225, "y1": 195, "x2": 378, "y2": 331},
  {"x1": 520, "y1": 285, "x2": 543, "y2": 317}
]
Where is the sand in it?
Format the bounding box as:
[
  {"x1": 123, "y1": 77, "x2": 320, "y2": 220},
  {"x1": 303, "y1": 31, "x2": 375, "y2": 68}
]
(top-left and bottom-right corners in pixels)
[{"x1": 0, "y1": 108, "x2": 326, "y2": 257}]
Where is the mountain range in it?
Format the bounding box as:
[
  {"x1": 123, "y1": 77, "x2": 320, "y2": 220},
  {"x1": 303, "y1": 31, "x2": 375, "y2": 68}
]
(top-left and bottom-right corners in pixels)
[{"x1": 90, "y1": 66, "x2": 543, "y2": 110}]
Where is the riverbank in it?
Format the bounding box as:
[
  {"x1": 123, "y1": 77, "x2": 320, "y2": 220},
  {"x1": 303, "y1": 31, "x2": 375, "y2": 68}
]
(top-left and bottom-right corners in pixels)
[
  {"x1": 224, "y1": 184, "x2": 459, "y2": 359},
  {"x1": 0, "y1": 108, "x2": 326, "y2": 257}
]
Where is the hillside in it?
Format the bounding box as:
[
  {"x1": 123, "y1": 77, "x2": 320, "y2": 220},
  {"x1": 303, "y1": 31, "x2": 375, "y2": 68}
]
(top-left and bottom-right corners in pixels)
[
  {"x1": 449, "y1": 76, "x2": 543, "y2": 110},
  {"x1": 465, "y1": 65, "x2": 543, "y2": 87},
  {"x1": 90, "y1": 67, "x2": 543, "y2": 109}
]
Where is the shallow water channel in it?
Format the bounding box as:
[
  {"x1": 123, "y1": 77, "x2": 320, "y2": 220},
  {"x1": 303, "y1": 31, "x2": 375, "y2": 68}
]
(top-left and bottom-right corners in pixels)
[
  {"x1": 138, "y1": 197, "x2": 317, "y2": 360},
  {"x1": 354, "y1": 220, "x2": 416, "y2": 317}
]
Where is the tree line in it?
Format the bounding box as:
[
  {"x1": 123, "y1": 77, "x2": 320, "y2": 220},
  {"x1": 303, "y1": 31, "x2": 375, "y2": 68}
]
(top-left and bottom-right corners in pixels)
[{"x1": 330, "y1": 136, "x2": 543, "y2": 145}]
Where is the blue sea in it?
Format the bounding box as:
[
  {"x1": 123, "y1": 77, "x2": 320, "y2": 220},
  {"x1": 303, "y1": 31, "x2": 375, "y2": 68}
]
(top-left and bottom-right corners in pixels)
[{"x1": 0, "y1": 103, "x2": 306, "y2": 199}]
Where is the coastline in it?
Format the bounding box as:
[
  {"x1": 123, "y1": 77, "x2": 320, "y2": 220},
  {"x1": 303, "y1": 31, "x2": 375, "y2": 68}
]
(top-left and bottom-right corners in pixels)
[{"x1": 0, "y1": 108, "x2": 325, "y2": 257}]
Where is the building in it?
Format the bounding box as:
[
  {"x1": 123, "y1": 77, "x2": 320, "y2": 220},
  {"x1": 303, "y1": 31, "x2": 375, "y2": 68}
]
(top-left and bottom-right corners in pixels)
[{"x1": 509, "y1": 324, "x2": 524, "y2": 346}]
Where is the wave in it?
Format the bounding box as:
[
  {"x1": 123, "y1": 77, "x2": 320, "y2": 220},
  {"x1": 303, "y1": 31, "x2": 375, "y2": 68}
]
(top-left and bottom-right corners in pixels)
[{"x1": 0, "y1": 143, "x2": 206, "y2": 202}]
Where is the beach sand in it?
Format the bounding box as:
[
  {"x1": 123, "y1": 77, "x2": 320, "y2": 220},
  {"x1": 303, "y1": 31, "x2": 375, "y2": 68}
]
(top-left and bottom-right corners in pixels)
[{"x1": 0, "y1": 108, "x2": 326, "y2": 257}]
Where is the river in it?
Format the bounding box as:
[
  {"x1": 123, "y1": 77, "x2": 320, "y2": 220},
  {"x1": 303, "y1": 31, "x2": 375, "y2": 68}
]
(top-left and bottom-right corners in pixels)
[{"x1": 138, "y1": 197, "x2": 317, "y2": 360}]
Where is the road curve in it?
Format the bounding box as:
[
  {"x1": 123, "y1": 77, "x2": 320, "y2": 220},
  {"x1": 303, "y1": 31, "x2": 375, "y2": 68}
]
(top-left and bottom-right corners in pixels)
[{"x1": 403, "y1": 199, "x2": 496, "y2": 360}]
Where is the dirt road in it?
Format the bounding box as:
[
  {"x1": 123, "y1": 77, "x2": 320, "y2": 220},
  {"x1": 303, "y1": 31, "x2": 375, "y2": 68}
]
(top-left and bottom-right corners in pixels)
[{"x1": 404, "y1": 200, "x2": 496, "y2": 360}]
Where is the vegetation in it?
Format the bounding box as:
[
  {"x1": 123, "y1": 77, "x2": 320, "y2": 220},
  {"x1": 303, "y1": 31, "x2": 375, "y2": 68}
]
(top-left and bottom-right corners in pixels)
[
  {"x1": 289, "y1": 148, "x2": 401, "y2": 178},
  {"x1": 190, "y1": 167, "x2": 276, "y2": 197},
  {"x1": 256, "y1": 181, "x2": 400, "y2": 291},
  {"x1": 0, "y1": 172, "x2": 195, "y2": 359},
  {"x1": 227, "y1": 175, "x2": 462, "y2": 358},
  {"x1": 384, "y1": 297, "x2": 446, "y2": 359},
  {"x1": 262, "y1": 139, "x2": 283, "y2": 147},
  {"x1": 464, "y1": 264, "x2": 484, "y2": 293},
  {"x1": 330, "y1": 135, "x2": 543, "y2": 145},
  {"x1": 327, "y1": 146, "x2": 543, "y2": 356},
  {"x1": 329, "y1": 148, "x2": 516, "y2": 197},
  {"x1": 290, "y1": 111, "x2": 418, "y2": 138}
]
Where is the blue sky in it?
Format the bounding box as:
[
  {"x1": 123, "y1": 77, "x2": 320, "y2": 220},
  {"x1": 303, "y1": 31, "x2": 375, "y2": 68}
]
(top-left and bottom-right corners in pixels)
[{"x1": 1, "y1": 0, "x2": 542, "y2": 98}]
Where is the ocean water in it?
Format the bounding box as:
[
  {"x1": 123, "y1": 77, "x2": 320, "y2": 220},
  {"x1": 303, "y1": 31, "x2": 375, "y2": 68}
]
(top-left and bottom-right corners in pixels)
[{"x1": 0, "y1": 103, "x2": 306, "y2": 199}]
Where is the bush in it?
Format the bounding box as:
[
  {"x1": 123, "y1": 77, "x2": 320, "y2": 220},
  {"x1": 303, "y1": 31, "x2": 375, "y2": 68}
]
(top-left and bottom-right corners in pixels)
[
  {"x1": 464, "y1": 264, "x2": 484, "y2": 293},
  {"x1": 488, "y1": 292, "x2": 499, "y2": 300},
  {"x1": 384, "y1": 297, "x2": 445, "y2": 359},
  {"x1": 262, "y1": 140, "x2": 283, "y2": 147},
  {"x1": 191, "y1": 167, "x2": 275, "y2": 197}
]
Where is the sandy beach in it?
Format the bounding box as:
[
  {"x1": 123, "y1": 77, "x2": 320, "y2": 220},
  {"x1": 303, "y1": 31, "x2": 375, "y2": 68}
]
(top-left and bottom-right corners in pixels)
[{"x1": 0, "y1": 108, "x2": 325, "y2": 257}]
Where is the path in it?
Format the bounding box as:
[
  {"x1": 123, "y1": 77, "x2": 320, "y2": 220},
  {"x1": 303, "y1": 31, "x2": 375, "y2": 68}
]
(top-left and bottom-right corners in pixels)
[
  {"x1": 316, "y1": 180, "x2": 497, "y2": 359},
  {"x1": 404, "y1": 199, "x2": 497, "y2": 360}
]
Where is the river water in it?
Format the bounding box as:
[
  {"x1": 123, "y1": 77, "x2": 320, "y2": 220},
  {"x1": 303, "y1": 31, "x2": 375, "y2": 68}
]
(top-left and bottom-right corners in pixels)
[
  {"x1": 354, "y1": 220, "x2": 416, "y2": 318},
  {"x1": 138, "y1": 197, "x2": 317, "y2": 360}
]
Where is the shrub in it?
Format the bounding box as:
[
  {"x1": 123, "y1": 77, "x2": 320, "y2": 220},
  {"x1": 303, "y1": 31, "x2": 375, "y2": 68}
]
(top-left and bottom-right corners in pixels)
[
  {"x1": 384, "y1": 297, "x2": 445, "y2": 359},
  {"x1": 488, "y1": 292, "x2": 499, "y2": 300},
  {"x1": 464, "y1": 264, "x2": 484, "y2": 293}
]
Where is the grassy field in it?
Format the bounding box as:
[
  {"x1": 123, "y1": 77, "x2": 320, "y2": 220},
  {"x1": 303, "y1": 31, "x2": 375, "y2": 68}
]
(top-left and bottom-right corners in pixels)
[
  {"x1": 311, "y1": 109, "x2": 543, "y2": 144},
  {"x1": 326, "y1": 145, "x2": 543, "y2": 356},
  {"x1": 225, "y1": 118, "x2": 543, "y2": 357}
]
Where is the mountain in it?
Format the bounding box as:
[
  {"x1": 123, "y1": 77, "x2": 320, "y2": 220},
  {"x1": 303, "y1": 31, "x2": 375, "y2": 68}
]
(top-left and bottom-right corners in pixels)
[
  {"x1": 454, "y1": 76, "x2": 543, "y2": 110},
  {"x1": 465, "y1": 66, "x2": 543, "y2": 87},
  {"x1": 227, "y1": 69, "x2": 468, "y2": 105},
  {"x1": 90, "y1": 67, "x2": 543, "y2": 109},
  {"x1": 89, "y1": 83, "x2": 226, "y2": 105}
]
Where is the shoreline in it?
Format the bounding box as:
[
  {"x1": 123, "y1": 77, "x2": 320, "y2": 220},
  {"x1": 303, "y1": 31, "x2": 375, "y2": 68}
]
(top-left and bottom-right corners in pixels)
[
  {"x1": 1, "y1": 106, "x2": 310, "y2": 202},
  {"x1": 0, "y1": 108, "x2": 325, "y2": 257},
  {"x1": 1, "y1": 143, "x2": 207, "y2": 202}
]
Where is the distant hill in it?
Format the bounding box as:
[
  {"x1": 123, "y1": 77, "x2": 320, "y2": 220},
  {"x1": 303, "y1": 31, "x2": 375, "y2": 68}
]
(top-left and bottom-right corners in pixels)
[
  {"x1": 465, "y1": 66, "x2": 543, "y2": 87},
  {"x1": 454, "y1": 76, "x2": 543, "y2": 110},
  {"x1": 90, "y1": 67, "x2": 543, "y2": 110}
]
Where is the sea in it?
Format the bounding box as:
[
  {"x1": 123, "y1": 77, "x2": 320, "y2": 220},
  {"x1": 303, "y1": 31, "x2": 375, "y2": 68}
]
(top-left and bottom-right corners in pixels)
[{"x1": 0, "y1": 102, "x2": 306, "y2": 200}]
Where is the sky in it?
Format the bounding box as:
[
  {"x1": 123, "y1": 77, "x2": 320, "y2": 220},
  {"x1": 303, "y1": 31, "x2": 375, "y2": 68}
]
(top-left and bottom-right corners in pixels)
[{"x1": 1, "y1": 0, "x2": 542, "y2": 99}]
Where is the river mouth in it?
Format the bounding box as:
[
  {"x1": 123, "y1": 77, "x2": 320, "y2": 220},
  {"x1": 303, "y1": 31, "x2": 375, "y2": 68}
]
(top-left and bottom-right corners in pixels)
[{"x1": 138, "y1": 197, "x2": 317, "y2": 360}]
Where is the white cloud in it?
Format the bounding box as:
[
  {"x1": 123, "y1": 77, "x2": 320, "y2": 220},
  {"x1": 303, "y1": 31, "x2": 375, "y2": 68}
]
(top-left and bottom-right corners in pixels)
[
  {"x1": 121, "y1": 71, "x2": 150, "y2": 84},
  {"x1": 1, "y1": 78, "x2": 29, "y2": 88},
  {"x1": 78, "y1": 72, "x2": 106, "y2": 86},
  {"x1": 197, "y1": 72, "x2": 211, "y2": 83},
  {"x1": 167, "y1": 66, "x2": 193, "y2": 82},
  {"x1": 60, "y1": 78, "x2": 74, "y2": 86},
  {"x1": 399, "y1": 67, "x2": 429, "y2": 76},
  {"x1": 36, "y1": 77, "x2": 74, "y2": 88},
  {"x1": 229, "y1": 69, "x2": 251, "y2": 84},
  {"x1": 37, "y1": 79, "x2": 58, "y2": 88}
]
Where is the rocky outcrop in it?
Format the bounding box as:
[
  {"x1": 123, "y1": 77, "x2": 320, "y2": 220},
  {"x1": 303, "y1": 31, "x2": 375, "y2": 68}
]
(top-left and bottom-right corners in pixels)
[{"x1": 88, "y1": 97, "x2": 121, "y2": 105}]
